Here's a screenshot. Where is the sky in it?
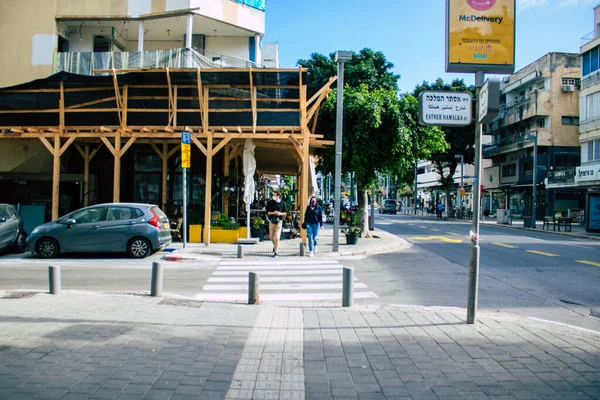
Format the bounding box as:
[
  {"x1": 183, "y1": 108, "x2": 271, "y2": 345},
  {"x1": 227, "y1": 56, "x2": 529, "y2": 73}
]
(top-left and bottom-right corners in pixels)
[{"x1": 262, "y1": 0, "x2": 597, "y2": 93}]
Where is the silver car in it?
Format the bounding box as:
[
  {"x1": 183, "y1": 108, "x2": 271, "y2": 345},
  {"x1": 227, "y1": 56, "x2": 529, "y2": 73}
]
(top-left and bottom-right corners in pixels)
[
  {"x1": 27, "y1": 203, "x2": 172, "y2": 258},
  {"x1": 0, "y1": 204, "x2": 27, "y2": 254}
]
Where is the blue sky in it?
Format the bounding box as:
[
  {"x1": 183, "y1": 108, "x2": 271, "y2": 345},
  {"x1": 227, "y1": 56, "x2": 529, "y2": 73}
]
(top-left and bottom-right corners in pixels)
[{"x1": 263, "y1": 0, "x2": 596, "y2": 93}]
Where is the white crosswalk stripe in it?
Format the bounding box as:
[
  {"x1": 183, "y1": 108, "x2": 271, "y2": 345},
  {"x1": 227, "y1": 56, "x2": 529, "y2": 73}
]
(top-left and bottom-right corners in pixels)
[{"x1": 194, "y1": 259, "x2": 378, "y2": 302}]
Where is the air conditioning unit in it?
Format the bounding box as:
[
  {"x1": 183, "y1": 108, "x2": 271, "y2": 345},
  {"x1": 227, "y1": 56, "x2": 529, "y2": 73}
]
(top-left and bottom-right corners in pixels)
[{"x1": 562, "y1": 84, "x2": 575, "y2": 92}]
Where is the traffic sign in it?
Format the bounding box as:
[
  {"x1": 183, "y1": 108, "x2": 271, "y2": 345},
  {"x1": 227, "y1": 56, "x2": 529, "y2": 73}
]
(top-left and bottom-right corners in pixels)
[
  {"x1": 181, "y1": 130, "x2": 191, "y2": 168},
  {"x1": 418, "y1": 91, "x2": 472, "y2": 127}
]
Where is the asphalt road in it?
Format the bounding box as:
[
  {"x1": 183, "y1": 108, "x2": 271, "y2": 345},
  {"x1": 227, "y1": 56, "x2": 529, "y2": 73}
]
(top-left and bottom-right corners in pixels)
[{"x1": 340, "y1": 213, "x2": 600, "y2": 332}]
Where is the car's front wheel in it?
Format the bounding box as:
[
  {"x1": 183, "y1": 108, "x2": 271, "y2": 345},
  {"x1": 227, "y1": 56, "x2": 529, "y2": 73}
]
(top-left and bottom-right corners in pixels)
[
  {"x1": 128, "y1": 237, "x2": 152, "y2": 258},
  {"x1": 36, "y1": 237, "x2": 59, "y2": 258}
]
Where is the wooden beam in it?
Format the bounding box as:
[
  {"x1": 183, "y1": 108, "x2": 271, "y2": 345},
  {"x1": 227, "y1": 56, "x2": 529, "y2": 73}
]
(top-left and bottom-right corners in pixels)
[
  {"x1": 100, "y1": 137, "x2": 116, "y2": 156},
  {"x1": 39, "y1": 136, "x2": 54, "y2": 155},
  {"x1": 161, "y1": 142, "x2": 168, "y2": 209},
  {"x1": 196, "y1": 68, "x2": 204, "y2": 128},
  {"x1": 66, "y1": 96, "x2": 116, "y2": 109},
  {"x1": 191, "y1": 135, "x2": 207, "y2": 156},
  {"x1": 223, "y1": 144, "x2": 230, "y2": 216},
  {"x1": 306, "y1": 87, "x2": 330, "y2": 124},
  {"x1": 122, "y1": 85, "x2": 128, "y2": 126},
  {"x1": 150, "y1": 142, "x2": 164, "y2": 158},
  {"x1": 211, "y1": 134, "x2": 232, "y2": 157},
  {"x1": 204, "y1": 130, "x2": 213, "y2": 245},
  {"x1": 173, "y1": 86, "x2": 178, "y2": 128},
  {"x1": 249, "y1": 69, "x2": 257, "y2": 134},
  {"x1": 111, "y1": 69, "x2": 122, "y2": 126},
  {"x1": 306, "y1": 76, "x2": 337, "y2": 107},
  {"x1": 52, "y1": 136, "x2": 61, "y2": 220},
  {"x1": 166, "y1": 68, "x2": 173, "y2": 127},
  {"x1": 119, "y1": 137, "x2": 137, "y2": 157},
  {"x1": 288, "y1": 135, "x2": 304, "y2": 161},
  {"x1": 167, "y1": 145, "x2": 179, "y2": 159},
  {"x1": 299, "y1": 70, "x2": 309, "y2": 243},
  {"x1": 59, "y1": 136, "x2": 76, "y2": 156},
  {"x1": 59, "y1": 81, "x2": 65, "y2": 131},
  {"x1": 113, "y1": 133, "x2": 121, "y2": 202}
]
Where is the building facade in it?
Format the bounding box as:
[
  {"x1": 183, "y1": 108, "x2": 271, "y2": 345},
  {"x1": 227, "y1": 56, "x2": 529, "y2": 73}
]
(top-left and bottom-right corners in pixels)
[
  {"x1": 579, "y1": 5, "x2": 600, "y2": 232},
  {"x1": 483, "y1": 52, "x2": 582, "y2": 222},
  {"x1": 416, "y1": 160, "x2": 477, "y2": 214}
]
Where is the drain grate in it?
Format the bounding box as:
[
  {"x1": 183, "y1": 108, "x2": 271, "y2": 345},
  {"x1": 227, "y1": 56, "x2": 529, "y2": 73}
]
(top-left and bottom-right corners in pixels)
[
  {"x1": 1, "y1": 291, "x2": 39, "y2": 299},
  {"x1": 158, "y1": 298, "x2": 203, "y2": 308}
]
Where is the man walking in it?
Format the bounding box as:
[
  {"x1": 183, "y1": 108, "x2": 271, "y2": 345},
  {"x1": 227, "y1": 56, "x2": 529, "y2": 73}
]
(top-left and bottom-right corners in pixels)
[
  {"x1": 437, "y1": 202, "x2": 444, "y2": 220},
  {"x1": 266, "y1": 190, "x2": 287, "y2": 258}
]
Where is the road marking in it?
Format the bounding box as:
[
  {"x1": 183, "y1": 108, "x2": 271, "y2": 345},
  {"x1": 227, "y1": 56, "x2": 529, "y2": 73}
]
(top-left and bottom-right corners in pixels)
[
  {"x1": 493, "y1": 242, "x2": 518, "y2": 249},
  {"x1": 575, "y1": 260, "x2": 600, "y2": 267},
  {"x1": 408, "y1": 236, "x2": 462, "y2": 243},
  {"x1": 430, "y1": 228, "x2": 441, "y2": 232},
  {"x1": 418, "y1": 226, "x2": 428, "y2": 229},
  {"x1": 446, "y1": 232, "x2": 459, "y2": 236},
  {"x1": 527, "y1": 250, "x2": 559, "y2": 257},
  {"x1": 195, "y1": 260, "x2": 378, "y2": 302}
]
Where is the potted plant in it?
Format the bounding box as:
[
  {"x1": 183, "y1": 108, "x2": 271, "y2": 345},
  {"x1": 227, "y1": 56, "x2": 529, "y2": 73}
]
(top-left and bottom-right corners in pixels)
[
  {"x1": 342, "y1": 208, "x2": 362, "y2": 245},
  {"x1": 250, "y1": 215, "x2": 266, "y2": 241},
  {"x1": 211, "y1": 214, "x2": 241, "y2": 243}
]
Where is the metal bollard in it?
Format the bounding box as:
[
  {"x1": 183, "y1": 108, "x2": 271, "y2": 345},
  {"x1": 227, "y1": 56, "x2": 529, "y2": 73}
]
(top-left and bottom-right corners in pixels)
[
  {"x1": 48, "y1": 265, "x2": 61, "y2": 295},
  {"x1": 342, "y1": 267, "x2": 354, "y2": 307},
  {"x1": 237, "y1": 244, "x2": 244, "y2": 259},
  {"x1": 248, "y1": 272, "x2": 259, "y2": 304},
  {"x1": 299, "y1": 242, "x2": 306, "y2": 256},
  {"x1": 150, "y1": 261, "x2": 163, "y2": 297}
]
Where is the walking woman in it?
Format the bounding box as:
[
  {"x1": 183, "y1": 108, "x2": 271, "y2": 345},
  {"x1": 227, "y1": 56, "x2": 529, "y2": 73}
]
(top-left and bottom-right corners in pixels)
[{"x1": 303, "y1": 196, "x2": 323, "y2": 257}]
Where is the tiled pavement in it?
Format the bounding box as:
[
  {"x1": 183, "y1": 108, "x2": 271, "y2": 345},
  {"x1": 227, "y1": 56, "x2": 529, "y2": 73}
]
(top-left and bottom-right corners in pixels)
[{"x1": 1, "y1": 292, "x2": 599, "y2": 399}]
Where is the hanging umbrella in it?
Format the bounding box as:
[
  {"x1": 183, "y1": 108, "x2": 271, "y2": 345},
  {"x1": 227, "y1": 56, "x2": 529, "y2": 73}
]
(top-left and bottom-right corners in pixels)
[
  {"x1": 243, "y1": 138, "x2": 256, "y2": 239},
  {"x1": 308, "y1": 156, "x2": 319, "y2": 197}
]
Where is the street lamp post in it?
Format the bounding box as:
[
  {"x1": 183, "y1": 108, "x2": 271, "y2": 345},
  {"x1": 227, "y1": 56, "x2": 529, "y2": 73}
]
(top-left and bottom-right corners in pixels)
[
  {"x1": 528, "y1": 134, "x2": 538, "y2": 228},
  {"x1": 455, "y1": 154, "x2": 464, "y2": 219},
  {"x1": 333, "y1": 51, "x2": 352, "y2": 253}
]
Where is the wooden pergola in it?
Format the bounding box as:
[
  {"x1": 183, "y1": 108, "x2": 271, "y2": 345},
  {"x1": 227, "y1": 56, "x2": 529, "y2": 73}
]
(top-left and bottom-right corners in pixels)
[{"x1": 0, "y1": 67, "x2": 336, "y2": 244}]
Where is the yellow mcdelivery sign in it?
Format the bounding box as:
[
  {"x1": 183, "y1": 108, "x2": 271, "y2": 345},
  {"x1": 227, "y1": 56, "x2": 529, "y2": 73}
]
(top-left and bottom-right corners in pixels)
[{"x1": 446, "y1": 0, "x2": 515, "y2": 73}]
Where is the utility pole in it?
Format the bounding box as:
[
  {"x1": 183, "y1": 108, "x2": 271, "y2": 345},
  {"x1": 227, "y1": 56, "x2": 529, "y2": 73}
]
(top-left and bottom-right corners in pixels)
[{"x1": 333, "y1": 51, "x2": 352, "y2": 252}]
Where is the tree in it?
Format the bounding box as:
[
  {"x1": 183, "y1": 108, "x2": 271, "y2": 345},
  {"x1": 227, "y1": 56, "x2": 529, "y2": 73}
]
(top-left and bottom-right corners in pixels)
[
  {"x1": 299, "y1": 49, "x2": 446, "y2": 235},
  {"x1": 412, "y1": 78, "x2": 476, "y2": 211}
]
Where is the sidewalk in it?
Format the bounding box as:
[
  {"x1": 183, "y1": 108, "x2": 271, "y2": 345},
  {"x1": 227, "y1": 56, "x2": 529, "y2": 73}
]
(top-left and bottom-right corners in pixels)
[{"x1": 0, "y1": 291, "x2": 599, "y2": 400}]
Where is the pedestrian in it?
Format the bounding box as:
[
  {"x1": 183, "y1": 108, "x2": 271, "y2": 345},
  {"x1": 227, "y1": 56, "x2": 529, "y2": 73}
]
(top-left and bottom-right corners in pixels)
[
  {"x1": 266, "y1": 190, "x2": 287, "y2": 258},
  {"x1": 437, "y1": 202, "x2": 444, "y2": 220},
  {"x1": 303, "y1": 196, "x2": 323, "y2": 257}
]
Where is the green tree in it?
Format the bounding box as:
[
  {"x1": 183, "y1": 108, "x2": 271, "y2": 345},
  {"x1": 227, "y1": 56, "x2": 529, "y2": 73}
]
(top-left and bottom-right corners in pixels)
[
  {"x1": 413, "y1": 78, "x2": 476, "y2": 210},
  {"x1": 300, "y1": 49, "x2": 446, "y2": 235}
]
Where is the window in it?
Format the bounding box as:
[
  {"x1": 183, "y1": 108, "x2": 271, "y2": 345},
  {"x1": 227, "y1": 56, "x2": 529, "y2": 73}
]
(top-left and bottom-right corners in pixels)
[
  {"x1": 502, "y1": 163, "x2": 516, "y2": 178},
  {"x1": 561, "y1": 116, "x2": 579, "y2": 125},
  {"x1": 562, "y1": 78, "x2": 580, "y2": 86},
  {"x1": 580, "y1": 92, "x2": 600, "y2": 122},
  {"x1": 582, "y1": 46, "x2": 600, "y2": 77},
  {"x1": 70, "y1": 207, "x2": 108, "y2": 223},
  {"x1": 536, "y1": 118, "x2": 546, "y2": 128},
  {"x1": 107, "y1": 207, "x2": 134, "y2": 221},
  {"x1": 587, "y1": 140, "x2": 600, "y2": 162}
]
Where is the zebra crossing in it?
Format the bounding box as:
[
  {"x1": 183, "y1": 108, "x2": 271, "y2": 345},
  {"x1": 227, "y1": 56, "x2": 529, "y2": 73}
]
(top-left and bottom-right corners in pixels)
[{"x1": 193, "y1": 259, "x2": 378, "y2": 302}]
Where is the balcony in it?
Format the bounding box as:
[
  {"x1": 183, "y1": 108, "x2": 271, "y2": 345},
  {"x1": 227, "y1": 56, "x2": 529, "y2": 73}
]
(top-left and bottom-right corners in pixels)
[
  {"x1": 483, "y1": 128, "x2": 550, "y2": 158},
  {"x1": 54, "y1": 48, "x2": 258, "y2": 75},
  {"x1": 582, "y1": 29, "x2": 600, "y2": 46},
  {"x1": 501, "y1": 90, "x2": 551, "y2": 126}
]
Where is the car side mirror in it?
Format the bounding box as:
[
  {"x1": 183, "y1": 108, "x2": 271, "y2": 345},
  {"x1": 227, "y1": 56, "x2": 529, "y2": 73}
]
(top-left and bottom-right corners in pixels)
[
  {"x1": 0, "y1": 217, "x2": 5, "y2": 223},
  {"x1": 66, "y1": 219, "x2": 76, "y2": 227}
]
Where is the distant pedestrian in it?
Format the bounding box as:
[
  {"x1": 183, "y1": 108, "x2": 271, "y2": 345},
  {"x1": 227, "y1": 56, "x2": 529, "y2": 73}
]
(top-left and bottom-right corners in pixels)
[
  {"x1": 266, "y1": 190, "x2": 287, "y2": 258},
  {"x1": 437, "y1": 202, "x2": 444, "y2": 220},
  {"x1": 303, "y1": 196, "x2": 323, "y2": 257}
]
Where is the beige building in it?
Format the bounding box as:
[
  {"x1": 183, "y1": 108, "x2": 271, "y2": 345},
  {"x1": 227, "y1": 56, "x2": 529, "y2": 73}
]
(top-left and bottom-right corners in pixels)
[
  {"x1": 578, "y1": 5, "x2": 600, "y2": 232},
  {"x1": 483, "y1": 52, "x2": 582, "y2": 221},
  {"x1": 0, "y1": 0, "x2": 266, "y2": 87}
]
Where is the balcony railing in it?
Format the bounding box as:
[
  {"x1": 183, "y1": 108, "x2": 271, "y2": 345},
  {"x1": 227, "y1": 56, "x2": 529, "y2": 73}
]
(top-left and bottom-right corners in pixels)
[
  {"x1": 581, "y1": 29, "x2": 600, "y2": 46},
  {"x1": 483, "y1": 129, "x2": 550, "y2": 157},
  {"x1": 582, "y1": 71, "x2": 600, "y2": 89},
  {"x1": 54, "y1": 48, "x2": 258, "y2": 75}
]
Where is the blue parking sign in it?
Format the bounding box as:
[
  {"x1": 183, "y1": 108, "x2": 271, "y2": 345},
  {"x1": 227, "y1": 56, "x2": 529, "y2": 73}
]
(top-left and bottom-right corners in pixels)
[{"x1": 181, "y1": 131, "x2": 191, "y2": 145}]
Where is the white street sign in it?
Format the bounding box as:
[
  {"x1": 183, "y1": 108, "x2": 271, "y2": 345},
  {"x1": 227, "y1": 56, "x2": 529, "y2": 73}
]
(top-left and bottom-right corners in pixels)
[{"x1": 418, "y1": 91, "x2": 472, "y2": 127}]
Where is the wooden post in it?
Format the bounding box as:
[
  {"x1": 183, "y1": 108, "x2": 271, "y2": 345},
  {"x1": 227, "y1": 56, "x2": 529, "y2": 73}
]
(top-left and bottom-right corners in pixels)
[
  {"x1": 224, "y1": 144, "x2": 230, "y2": 215},
  {"x1": 173, "y1": 86, "x2": 178, "y2": 128},
  {"x1": 52, "y1": 136, "x2": 61, "y2": 220},
  {"x1": 113, "y1": 133, "x2": 121, "y2": 203},
  {"x1": 162, "y1": 142, "x2": 168, "y2": 208},
  {"x1": 203, "y1": 87, "x2": 212, "y2": 245},
  {"x1": 122, "y1": 85, "x2": 128, "y2": 126},
  {"x1": 300, "y1": 73, "x2": 309, "y2": 243},
  {"x1": 82, "y1": 145, "x2": 90, "y2": 206}
]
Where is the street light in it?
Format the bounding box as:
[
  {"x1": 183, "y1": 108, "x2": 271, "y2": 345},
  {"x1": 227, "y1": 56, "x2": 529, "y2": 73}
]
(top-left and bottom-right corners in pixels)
[
  {"x1": 455, "y1": 154, "x2": 464, "y2": 219},
  {"x1": 526, "y1": 134, "x2": 538, "y2": 229},
  {"x1": 333, "y1": 50, "x2": 352, "y2": 252}
]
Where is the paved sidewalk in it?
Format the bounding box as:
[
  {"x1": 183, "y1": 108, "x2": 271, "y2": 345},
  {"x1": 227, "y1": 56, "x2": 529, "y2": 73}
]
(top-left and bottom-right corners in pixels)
[{"x1": 1, "y1": 291, "x2": 599, "y2": 400}]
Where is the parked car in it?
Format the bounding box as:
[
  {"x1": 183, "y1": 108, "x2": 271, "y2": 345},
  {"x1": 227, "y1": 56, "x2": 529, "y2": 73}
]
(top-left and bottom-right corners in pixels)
[
  {"x1": 0, "y1": 204, "x2": 27, "y2": 254},
  {"x1": 27, "y1": 203, "x2": 172, "y2": 259},
  {"x1": 379, "y1": 199, "x2": 398, "y2": 215}
]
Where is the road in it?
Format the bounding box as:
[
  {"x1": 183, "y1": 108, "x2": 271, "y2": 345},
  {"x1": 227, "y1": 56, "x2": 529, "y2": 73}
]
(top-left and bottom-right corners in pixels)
[
  {"x1": 0, "y1": 213, "x2": 599, "y2": 331},
  {"x1": 345, "y1": 213, "x2": 600, "y2": 332}
]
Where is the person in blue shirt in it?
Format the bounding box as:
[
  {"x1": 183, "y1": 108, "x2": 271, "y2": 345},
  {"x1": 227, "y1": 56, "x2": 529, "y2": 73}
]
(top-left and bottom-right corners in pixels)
[{"x1": 303, "y1": 196, "x2": 323, "y2": 257}]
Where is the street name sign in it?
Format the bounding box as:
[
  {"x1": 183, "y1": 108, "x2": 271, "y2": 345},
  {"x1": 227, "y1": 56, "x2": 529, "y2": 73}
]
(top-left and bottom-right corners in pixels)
[
  {"x1": 479, "y1": 78, "x2": 500, "y2": 123},
  {"x1": 418, "y1": 91, "x2": 472, "y2": 127}
]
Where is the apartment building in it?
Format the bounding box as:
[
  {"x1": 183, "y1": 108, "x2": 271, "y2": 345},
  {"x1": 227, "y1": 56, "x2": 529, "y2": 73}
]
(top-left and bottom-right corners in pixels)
[
  {"x1": 482, "y1": 52, "x2": 581, "y2": 222},
  {"x1": 0, "y1": 0, "x2": 268, "y2": 87},
  {"x1": 579, "y1": 5, "x2": 600, "y2": 232}
]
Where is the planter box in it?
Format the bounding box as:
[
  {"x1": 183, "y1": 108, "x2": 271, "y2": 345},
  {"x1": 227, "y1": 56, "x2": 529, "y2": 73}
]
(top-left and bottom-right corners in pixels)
[
  {"x1": 211, "y1": 228, "x2": 240, "y2": 243},
  {"x1": 189, "y1": 225, "x2": 202, "y2": 243}
]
